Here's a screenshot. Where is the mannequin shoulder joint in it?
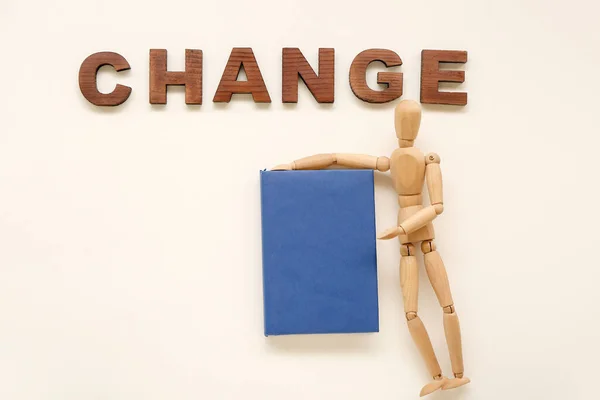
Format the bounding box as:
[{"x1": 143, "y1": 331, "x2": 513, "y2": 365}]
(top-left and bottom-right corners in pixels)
[{"x1": 425, "y1": 152, "x2": 440, "y2": 165}]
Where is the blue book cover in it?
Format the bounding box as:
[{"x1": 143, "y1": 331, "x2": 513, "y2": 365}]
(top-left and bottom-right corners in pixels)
[{"x1": 259, "y1": 169, "x2": 380, "y2": 336}]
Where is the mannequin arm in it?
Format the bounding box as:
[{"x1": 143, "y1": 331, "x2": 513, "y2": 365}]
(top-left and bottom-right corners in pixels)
[
  {"x1": 272, "y1": 153, "x2": 390, "y2": 171},
  {"x1": 378, "y1": 153, "x2": 444, "y2": 240},
  {"x1": 378, "y1": 204, "x2": 443, "y2": 239},
  {"x1": 425, "y1": 152, "x2": 443, "y2": 205}
]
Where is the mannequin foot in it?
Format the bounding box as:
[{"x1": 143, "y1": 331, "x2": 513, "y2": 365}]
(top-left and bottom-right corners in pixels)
[
  {"x1": 419, "y1": 375, "x2": 447, "y2": 397},
  {"x1": 442, "y1": 374, "x2": 471, "y2": 390}
]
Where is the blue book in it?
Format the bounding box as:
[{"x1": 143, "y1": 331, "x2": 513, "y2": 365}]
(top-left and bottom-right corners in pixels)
[{"x1": 259, "y1": 169, "x2": 380, "y2": 336}]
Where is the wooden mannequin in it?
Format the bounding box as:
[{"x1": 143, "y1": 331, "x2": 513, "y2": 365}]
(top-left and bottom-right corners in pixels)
[{"x1": 271, "y1": 100, "x2": 470, "y2": 397}]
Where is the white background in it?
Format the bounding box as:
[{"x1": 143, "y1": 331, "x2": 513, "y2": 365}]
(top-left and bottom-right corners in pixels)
[{"x1": 1, "y1": 0, "x2": 599, "y2": 399}]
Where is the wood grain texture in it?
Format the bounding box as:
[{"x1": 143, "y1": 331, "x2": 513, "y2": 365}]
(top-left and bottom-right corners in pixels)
[
  {"x1": 443, "y1": 376, "x2": 470, "y2": 390},
  {"x1": 213, "y1": 48, "x2": 271, "y2": 103},
  {"x1": 398, "y1": 194, "x2": 423, "y2": 207},
  {"x1": 282, "y1": 48, "x2": 334, "y2": 103},
  {"x1": 390, "y1": 147, "x2": 426, "y2": 195},
  {"x1": 349, "y1": 49, "x2": 403, "y2": 103},
  {"x1": 420, "y1": 378, "x2": 447, "y2": 397},
  {"x1": 271, "y1": 153, "x2": 388, "y2": 171},
  {"x1": 407, "y1": 316, "x2": 442, "y2": 378},
  {"x1": 292, "y1": 153, "x2": 336, "y2": 170},
  {"x1": 400, "y1": 254, "x2": 418, "y2": 313},
  {"x1": 423, "y1": 250, "x2": 454, "y2": 307},
  {"x1": 149, "y1": 49, "x2": 203, "y2": 105},
  {"x1": 78, "y1": 52, "x2": 131, "y2": 106},
  {"x1": 425, "y1": 153, "x2": 443, "y2": 205},
  {"x1": 420, "y1": 50, "x2": 467, "y2": 106},
  {"x1": 399, "y1": 205, "x2": 439, "y2": 235},
  {"x1": 335, "y1": 154, "x2": 381, "y2": 169},
  {"x1": 394, "y1": 99, "x2": 422, "y2": 141},
  {"x1": 421, "y1": 239, "x2": 436, "y2": 253},
  {"x1": 443, "y1": 312, "x2": 465, "y2": 376},
  {"x1": 396, "y1": 210, "x2": 435, "y2": 245}
]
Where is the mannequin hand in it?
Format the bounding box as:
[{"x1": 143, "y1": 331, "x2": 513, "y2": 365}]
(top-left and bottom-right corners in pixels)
[
  {"x1": 270, "y1": 163, "x2": 294, "y2": 171},
  {"x1": 377, "y1": 226, "x2": 403, "y2": 240}
]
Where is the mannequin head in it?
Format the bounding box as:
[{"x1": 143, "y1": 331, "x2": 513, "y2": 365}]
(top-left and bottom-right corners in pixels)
[{"x1": 394, "y1": 100, "x2": 422, "y2": 147}]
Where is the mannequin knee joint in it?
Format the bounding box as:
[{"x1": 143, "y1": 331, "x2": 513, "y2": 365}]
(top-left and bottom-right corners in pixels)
[
  {"x1": 406, "y1": 312, "x2": 418, "y2": 321},
  {"x1": 421, "y1": 240, "x2": 436, "y2": 253},
  {"x1": 400, "y1": 244, "x2": 416, "y2": 256},
  {"x1": 443, "y1": 305, "x2": 455, "y2": 314}
]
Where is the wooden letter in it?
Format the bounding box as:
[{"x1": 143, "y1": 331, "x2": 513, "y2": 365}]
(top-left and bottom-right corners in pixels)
[
  {"x1": 78, "y1": 52, "x2": 131, "y2": 106},
  {"x1": 349, "y1": 49, "x2": 403, "y2": 103},
  {"x1": 282, "y1": 48, "x2": 334, "y2": 103},
  {"x1": 149, "y1": 49, "x2": 203, "y2": 104},
  {"x1": 213, "y1": 48, "x2": 271, "y2": 103},
  {"x1": 420, "y1": 50, "x2": 467, "y2": 106}
]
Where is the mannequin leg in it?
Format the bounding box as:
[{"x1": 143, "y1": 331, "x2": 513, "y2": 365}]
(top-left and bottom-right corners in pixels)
[
  {"x1": 422, "y1": 240, "x2": 470, "y2": 390},
  {"x1": 400, "y1": 243, "x2": 447, "y2": 397}
]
